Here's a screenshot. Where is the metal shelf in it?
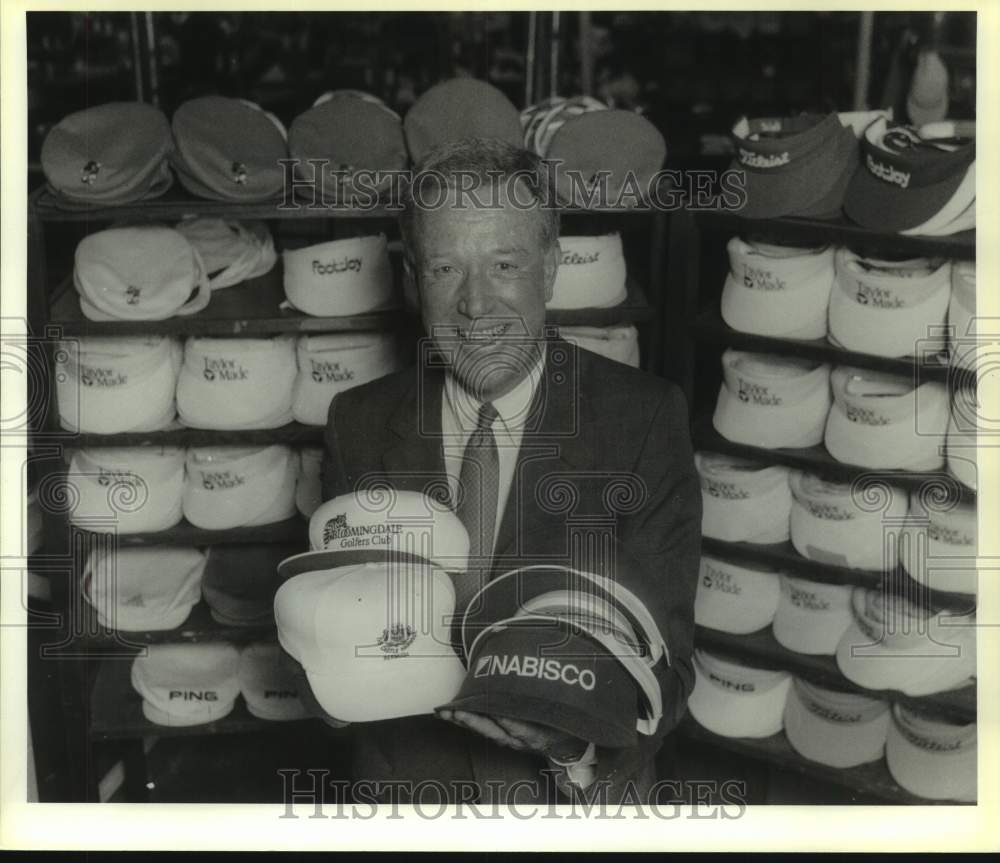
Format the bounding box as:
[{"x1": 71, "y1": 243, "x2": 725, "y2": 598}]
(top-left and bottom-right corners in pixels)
[
  {"x1": 73, "y1": 516, "x2": 309, "y2": 548},
  {"x1": 56, "y1": 423, "x2": 325, "y2": 448}
]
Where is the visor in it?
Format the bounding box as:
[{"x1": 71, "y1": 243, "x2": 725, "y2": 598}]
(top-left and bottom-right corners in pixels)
[
  {"x1": 296, "y1": 446, "x2": 324, "y2": 519},
  {"x1": 174, "y1": 218, "x2": 277, "y2": 290},
  {"x1": 549, "y1": 234, "x2": 627, "y2": 310},
  {"x1": 899, "y1": 491, "x2": 977, "y2": 596},
  {"x1": 696, "y1": 452, "x2": 792, "y2": 543},
  {"x1": 694, "y1": 556, "x2": 781, "y2": 635},
  {"x1": 238, "y1": 642, "x2": 310, "y2": 721},
  {"x1": 558, "y1": 325, "x2": 639, "y2": 368},
  {"x1": 772, "y1": 575, "x2": 854, "y2": 656},
  {"x1": 885, "y1": 703, "x2": 977, "y2": 802}
]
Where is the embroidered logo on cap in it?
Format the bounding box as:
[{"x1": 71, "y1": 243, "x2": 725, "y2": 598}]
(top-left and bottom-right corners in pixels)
[
  {"x1": 702, "y1": 563, "x2": 742, "y2": 596},
  {"x1": 199, "y1": 470, "x2": 247, "y2": 491},
  {"x1": 562, "y1": 250, "x2": 601, "y2": 266},
  {"x1": 312, "y1": 257, "x2": 362, "y2": 275},
  {"x1": 854, "y1": 281, "x2": 905, "y2": 309},
  {"x1": 81, "y1": 160, "x2": 101, "y2": 184},
  {"x1": 928, "y1": 521, "x2": 975, "y2": 546},
  {"x1": 866, "y1": 154, "x2": 911, "y2": 188},
  {"x1": 473, "y1": 654, "x2": 597, "y2": 691},
  {"x1": 802, "y1": 500, "x2": 855, "y2": 521},
  {"x1": 97, "y1": 468, "x2": 141, "y2": 488},
  {"x1": 788, "y1": 585, "x2": 830, "y2": 612},
  {"x1": 310, "y1": 359, "x2": 356, "y2": 384},
  {"x1": 81, "y1": 365, "x2": 127, "y2": 388},
  {"x1": 707, "y1": 672, "x2": 755, "y2": 693},
  {"x1": 231, "y1": 161, "x2": 248, "y2": 185},
  {"x1": 263, "y1": 690, "x2": 299, "y2": 699},
  {"x1": 377, "y1": 623, "x2": 417, "y2": 658},
  {"x1": 203, "y1": 357, "x2": 249, "y2": 382},
  {"x1": 703, "y1": 478, "x2": 751, "y2": 500},
  {"x1": 805, "y1": 699, "x2": 864, "y2": 724},
  {"x1": 844, "y1": 404, "x2": 892, "y2": 426},
  {"x1": 897, "y1": 722, "x2": 966, "y2": 753},
  {"x1": 743, "y1": 265, "x2": 786, "y2": 291},
  {"x1": 738, "y1": 149, "x2": 791, "y2": 169},
  {"x1": 125, "y1": 286, "x2": 141, "y2": 306},
  {"x1": 322, "y1": 513, "x2": 404, "y2": 547},
  {"x1": 168, "y1": 690, "x2": 219, "y2": 701},
  {"x1": 738, "y1": 379, "x2": 782, "y2": 406}
]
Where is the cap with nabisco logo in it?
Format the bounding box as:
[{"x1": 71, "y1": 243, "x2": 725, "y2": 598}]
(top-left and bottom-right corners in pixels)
[
  {"x1": 886, "y1": 703, "x2": 976, "y2": 801},
  {"x1": 696, "y1": 452, "x2": 792, "y2": 544}
]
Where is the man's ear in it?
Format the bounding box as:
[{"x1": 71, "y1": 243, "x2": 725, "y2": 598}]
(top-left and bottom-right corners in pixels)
[{"x1": 542, "y1": 239, "x2": 560, "y2": 303}]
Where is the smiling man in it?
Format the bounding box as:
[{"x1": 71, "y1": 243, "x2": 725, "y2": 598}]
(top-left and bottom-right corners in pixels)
[{"x1": 321, "y1": 138, "x2": 701, "y2": 805}]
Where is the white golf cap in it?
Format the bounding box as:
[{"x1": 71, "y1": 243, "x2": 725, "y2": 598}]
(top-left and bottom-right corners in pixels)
[
  {"x1": 130, "y1": 642, "x2": 241, "y2": 727},
  {"x1": 174, "y1": 218, "x2": 277, "y2": 290},
  {"x1": 885, "y1": 704, "x2": 977, "y2": 802},
  {"x1": 238, "y1": 642, "x2": 310, "y2": 722},
  {"x1": 67, "y1": 446, "x2": 184, "y2": 534},
  {"x1": 948, "y1": 261, "x2": 976, "y2": 370},
  {"x1": 73, "y1": 226, "x2": 210, "y2": 322},
  {"x1": 687, "y1": 649, "x2": 792, "y2": 739},
  {"x1": 694, "y1": 556, "x2": 781, "y2": 635},
  {"x1": 783, "y1": 677, "x2": 890, "y2": 769},
  {"x1": 945, "y1": 386, "x2": 977, "y2": 491},
  {"x1": 56, "y1": 336, "x2": 181, "y2": 434},
  {"x1": 824, "y1": 366, "x2": 949, "y2": 471},
  {"x1": 836, "y1": 587, "x2": 976, "y2": 696},
  {"x1": 558, "y1": 325, "x2": 640, "y2": 368},
  {"x1": 291, "y1": 333, "x2": 401, "y2": 426},
  {"x1": 282, "y1": 234, "x2": 394, "y2": 317},
  {"x1": 274, "y1": 561, "x2": 466, "y2": 723},
  {"x1": 182, "y1": 445, "x2": 298, "y2": 530},
  {"x1": 789, "y1": 471, "x2": 908, "y2": 571},
  {"x1": 721, "y1": 238, "x2": 834, "y2": 339},
  {"x1": 296, "y1": 446, "x2": 324, "y2": 519},
  {"x1": 549, "y1": 234, "x2": 628, "y2": 310},
  {"x1": 900, "y1": 491, "x2": 977, "y2": 596},
  {"x1": 772, "y1": 575, "x2": 854, "y2": 655},
  {"x1": 83, "y1": 546, "x2": 205, "y2": 632},
  {"x1": 713, "y1": 350, "x2": 832, "y2": 449},
  {"x1": 695, "y1": 452, "x2": 792, "y2": 543},
  {"x1": 176, "y1": 336, "x2": 297, "y2": 430},
  {"x1": 829, "y1": 249, "x2": 951, "y2": 359}
]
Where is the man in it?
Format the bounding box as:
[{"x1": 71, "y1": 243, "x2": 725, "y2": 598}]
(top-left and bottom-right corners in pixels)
[{"x1": 321, "y1": 138, "x2": 700, "y2": 804}]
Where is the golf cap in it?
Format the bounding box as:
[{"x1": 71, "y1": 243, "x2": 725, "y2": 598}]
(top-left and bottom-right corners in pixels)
[
  {"x1": 843, "y1": 117, "x2": 975, "y2": 232},
  {"x1": 292, "y1": 333, "x2": 401, "y2": 426},
  {"x1": 899, "y1": 492, "x2": 978, "y2": 596},
  {"x1": 694, "y1": 556, "x2": 781, "y2": 635},
  {"x1": 296, "y1": 446, "x2": 324, "y2": 519},
  {"x1": 835, "y1": 587, "x2": 976, "y2": 697},
  {"x1": 789, "y1": 471, "x2": 908, "y2": 571},
  {"x1": 171, "y1": 96, "x2": 288, "y2": 202},
  {"x1": 948, "y1": 261, "x2": 976, "y2": 370},
  {"x1": 721, "y1": 238, "x2": 834, "y2": 339},
  {"x1": 695, "y1": 452, "x2": 792, "y2": 544},
  {"x1": 289, "y1": 90, "x2": 407, "y2": 202},
  {"x1": 687, "y1": 649, "x2": 792, "y2": 738},
  {"x1": 130, "y1": 642, "x2": 241, "y2": 727},
  {"x1": 772, "y1": 575, "x2": 854, "y2": 656},
  {"x1": 74, "y1": 226, "x2": 210, "y2": 322},
  {"x1": 900, "y1": 123, "x2": 976, "y2": 236},
  {"x1": 56, "y1": 336, "x2": 181, "y2": 434},
  {"x1": 549, "y1": 234, "x2": 628, "y2": 309},
  {"x1": 558, "y1": 325, "x2": 639, "y2": 367},
  {"x1": 783, "y1": 677, "x2": 890, "y2": 769},
  {"x1": 403, "y1": 78, "x2": 523, "y2": 166},
  {"x1": 174, "y1": 218, "x2": 277, "y2": 290},
  {"x1": 182, "y1": 445, "x2": 298, "y2": 531},
  {"x1": 83, "y1": 546, "x2": 205, "y2": 632},
  {"x1": 67, "y1": 446, "x2": 184, "y2": 534},
  {"x1": 176, "y1": 336, "x2": 297, "y2": 430},
  {"x1": 274, "y1": 561, "x2": 466, "y2": 723},
  {"x1": 436, "y1": 615, "x2": 640, "y2": 749},
  {"x1": 201, "y1": 543, "x2": 295, "y2": 626},
  {"x1": 713, "y1": 350, "x2": 832, "y2": 449},
  {"x1": 829, "y1": 249, "x2": 951, "y2": 359},
  {"x1": 885, "y1": 704, "x2": 977, "y2": 802},
  {"x1": 945, "y1": 386, "x2": 978, "y2": 491},
  {"x1": 238, "y1": 642, "x2": 310, "y2": 722},
  {"x1": 824, "y1": 366, "x2": 949, "y2": 471},
  {"x1": 282, "y1": 234, "x2": 394, "y2": 317},
  {"x1": 521, "y1": 95, "x2": 607, "y2": 158},
  {"x1": 546, "y1": 109, "x2": 667, "y2": 208},
  {"x1": 41, "y1": 102, "x2": 173, "y2": 207}
]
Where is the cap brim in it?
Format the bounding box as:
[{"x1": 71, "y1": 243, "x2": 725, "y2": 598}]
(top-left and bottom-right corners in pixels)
[
  {"x1": 843, "y1": 163, "x2": 969, "y2": 232},
  {"x1": 277, "y1": 547, "x2": 437, "y2": 580},
  {"x1": 783, "y1": 684, "x2": 888, "y2": 769}
]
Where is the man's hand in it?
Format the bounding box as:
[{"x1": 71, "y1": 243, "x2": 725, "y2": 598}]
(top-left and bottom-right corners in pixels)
[{"x1": 437, "y1": 709, "x2": 588, "y2": 762}]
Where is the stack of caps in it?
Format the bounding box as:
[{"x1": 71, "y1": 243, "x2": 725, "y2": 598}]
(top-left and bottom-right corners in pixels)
[
  {"x1": 40, "y1": 102, "x2": 174, "y2": 207},
  {"x1": 182, "y1": 446, "x2": 298, "y2": 530},
  {"x1": 238, "y1": 642, "x2": 309, "y2": 721},
  {"x1": 945, "y1": 386, "x2": 978, "y2": 491},
  {"x1": 202, "y1": 544, "x2": 294, "y2": 627},
  {"x1": 789, "y1": 472, "x2": 908, "y2": 571},
  {"x1": 174, "y1": 218, "x2": 277, "y2": 290},
  {"x1": 274, "y1": 491, "x2": 469, "y2": 723},
  {"x1": 886, "y1": 704, "x2": 977, "y2": 801},
  {"x1": 695, "y1": 452, "x2": 791, "y2": 543},
  {"x1": 824, "y1": 367, "x2": 949, "y2": 471},
  {"x1": 170, "y1": 97, "x2": 288, "y2": 202},
  {"x1": 83, "y1": 547, "x2": 205, "y2": 631},
  {"x1": 713, "y1": 350, "x2": 831, "y2": 449},
  {"x1": 292, "y1": 333, "x2": 401, "y2": 426},
  {"x1": 558, "y1": 325, "x2": 640, "y2": 368},
  {"x1": 66, "y1": 447, "x2": 184, "y2": 534},
  {"x1": 73, "y1": 227, "x2": 210, "y2": 322},
  {"x1": 131, "y1": 643, "x2": 241, "y2": 727},
  {"x1": 836, "y1": 587, "x2": 976, "y2": 696},
  {"x1": 404, "y1": 78, "x2": 523, "y2": 166},
  {"x1": 727, "y1": 112, "x2": 862, "y2": 219},
  {"x1": 694, "y1": 556, "x2": 781, "y2": 635},
  {"x1": 296, "y1": 447, "x2": 324, "y2": 519},
  {"x1": 844, "y1": 118, "x2": 975, "y2": 236},
  {"x1": 282, "y1": 234, "x2": 394, "y2": 317},
  {"x1": 899, "y1": 491, "x2": 978, "y2": 596},
  {"x1": 55, "y1": 336, "x2": 182, "y2": 434},
  {"x1": 948, "y1": 262, "x2": 976, "y2": 370},
  {"x1": 687, "y1": 649, "x2": 792, "y2": 738},
  {"x1": 783, "y1": 677, "x2": 890, "y2": 769},
  {"x1": 772, "y1": 575, "x2": 854, "y2": 656},
  {"x1": 289, "y1": 90, "x2": 407, "y2": 203},
  {"x1": 176, "y1": 336, "x2": 297, "y2": 430},
  {"x1": 548, "y1": 233, "x2": 628, "y2": 309},
  {"x1": 520, "y1": 96, "x2": 607, "y2": 159},
  {"x1": 829, "y1": 249, "x2": 951, "y2": 358},
  {"x1": 720, "y1": 238, "x2": 835, "y2": 339}
]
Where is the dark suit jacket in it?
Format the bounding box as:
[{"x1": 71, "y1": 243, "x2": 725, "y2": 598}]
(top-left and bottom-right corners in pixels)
[{"x1": 321, "y1": 339, "x2": 701, "y2": 803}]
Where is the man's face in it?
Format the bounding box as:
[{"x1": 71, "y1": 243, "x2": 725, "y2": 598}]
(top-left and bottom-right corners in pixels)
[{"x1": 408, "y1": 182, "x2": 559, "y2": 401}]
